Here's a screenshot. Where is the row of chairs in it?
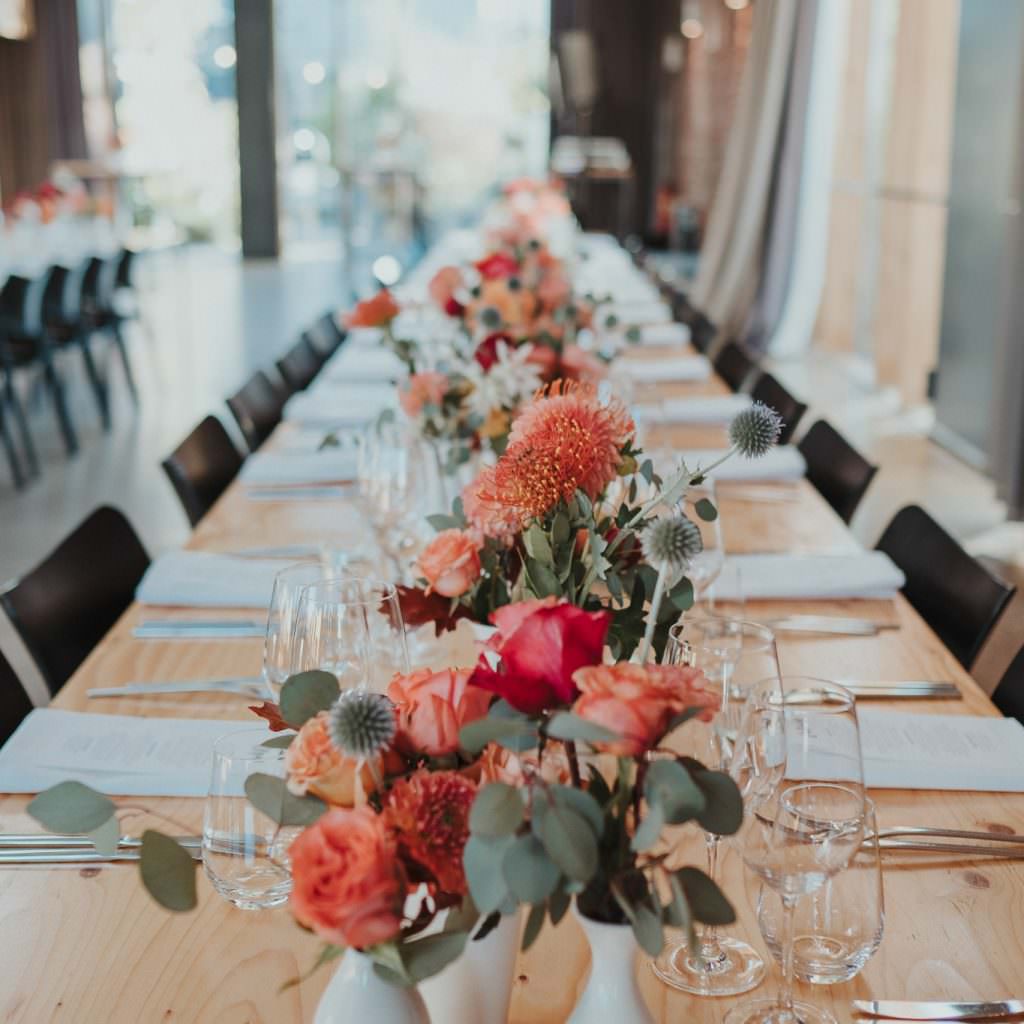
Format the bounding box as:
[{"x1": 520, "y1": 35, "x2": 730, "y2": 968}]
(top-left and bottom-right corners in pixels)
[
  {"x1": 162, "y1": 311, "x2": 346, "y2": 526},
  {"x1": 0, "y1": 251, "x2": 140, "y2": 487}
]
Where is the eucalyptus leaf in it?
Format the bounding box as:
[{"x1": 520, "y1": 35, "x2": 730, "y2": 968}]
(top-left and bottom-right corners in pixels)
[
  {"x1": 525, "y1": 557, "x2": 561, "y2": 598},
  {"x1": 630, "y1": 800, "x2": 665, "y2": 853},
  {"x1": 464, "y1": 834, "x2": 514, "y2": 913},
  {"x1": 469, "y1": 783, "x2": 524, "y2": 838},
  {"x1": 402, "y1": 930, "x2": 470, "y2": 983},
  {"x1": 370, "y1": 942, "x2": 411, "y2": 987},
  {"x1": 245, "y1": 772, "x2": 327, "y2": 827},
  {"x1": 279, "y1": 670, "x2": 340, "y2": 729},
  {"x1": 27, "y1": 781, "x2": 116, "y2": 835},
  {"x1": 521, "y1": 900, "x2": 547, "y2": 951},
  {"x1": 675, "y1": 866, "x2": 736, "y2": 925},
  {"x1": 87, "y1": 814, "x2": 121, "y2": 856},
  {"x1": 548, "y1": 888, "x2": 571, "y2": 926},
  {"x1": 426, "y1": 513, "x2": 461, "y2": 532},
  {"x1": 692, "y1": 769, "x2": 744, "y2": 836},
  {"x1": 459, "y1": 714, "x2": 538, "y2": 755},
  {"x1": 549, "y1": 785, "x2": 604, "y2": 837},
  {"x1": 612, "y1": 882, "x2": 665, "y2": 956},
  {"x1": 694, "y1": 497, "x2": 718, "y2": 522},
  {"x1": 545, "y1": 712, "x2": 620, "y2": 746},
  {"x1": 524, "y1": 524, "x2": 553, "y2": 564},
  {"x1": 665, "y1": 873, "x2": 698, "y2": 955},
  {"x1": 551, "y1": 511, "x2": 571, "y2": 547},
  {"x1": 644, "y1": 759, "x2": 705, "y2": 825},
  {"x1": 540, "y1": 805, "x2": 598, "y2": 882},
  {"x1": 139, "y1": 830, "x2": 197, "y2": 912},
  {"x1": 261, "y1": 734, "x2": 296, "y2": 749},
  {"x1": 503, "y1": 834, "x2": 560, "y2": 903}
]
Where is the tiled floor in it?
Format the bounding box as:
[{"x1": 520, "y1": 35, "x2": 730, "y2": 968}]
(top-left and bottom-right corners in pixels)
[{"x1": 0, "y1": 252, "x2": 1019, "y2": 691}]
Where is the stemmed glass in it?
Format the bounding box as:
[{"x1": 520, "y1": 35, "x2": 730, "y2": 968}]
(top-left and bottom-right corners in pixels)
[
  {"x1": 289, "y1": 576, "x2": 410, "y2": 692},
  {"x1": 685, "y1": 481, "x2": 725, "y2": 609},
  {"x1": 725, "y1": 678, "x2": 866, "y2": 1024},
  {"x1": 653, "y1": 617, "x2": 781, "y2": 996}
]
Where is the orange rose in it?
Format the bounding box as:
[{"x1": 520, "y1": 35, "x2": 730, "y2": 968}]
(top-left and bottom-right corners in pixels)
[
  {"x1": 469, "y1": 279, "x2": 537, "y2": 331},
  {"x1": 416, "y1": 528, "x2": 482, "y2": 597},
  {"x1": 286, "y1": 711, "x2": 378, "y2": 806},
  {"x1": 573, "y1": 663, "x2": 718, "y2": 756},
  {"x1": 399, "y1": 371, "x2": 448, "y2": 418},
  {"x1": 346, "y1": 289, "x2": 400, "y2": 328},
  {"x1": 428, "y1": 265, "x2": 463, "y2": 310},
  {"x1": 387, "y1": 666, "x2": 491, "y2": 756},
  {"x1": 289, "y1": 806, "x2": 405, "y2": 949},
  {"x1": 477, "y1": 741, "x2": 572, "y2": 786}
]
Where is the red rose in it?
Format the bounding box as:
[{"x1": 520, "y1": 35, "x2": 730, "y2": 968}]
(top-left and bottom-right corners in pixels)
[
  {"x1": 474, "y1": 332, "x2": 515, "y2": 371},
  {"x1": 468, "y1": 597, "x2": 610, "y2": 714},
  {"x1": 474, "y1": 251, "x2": 520, "y2": 280},
  {"x1": 444, "y1": 296, "x2": 466, "y2": 318}
]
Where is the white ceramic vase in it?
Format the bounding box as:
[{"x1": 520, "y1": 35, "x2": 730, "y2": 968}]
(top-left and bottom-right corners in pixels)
[
  {"x1": 568, "y1": 910, "x2": 655, "y2": 1024},
  {"x1": 313, "y1": 949, "x2": 430, "y2": 1024},
  {"x1": 419, "y1": 912, "x2": 520, "y2": 1024}
]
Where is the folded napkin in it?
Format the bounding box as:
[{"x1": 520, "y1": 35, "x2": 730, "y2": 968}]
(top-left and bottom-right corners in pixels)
[
  {"x1": 636, "y1": 322, "x2": 691, "y2": 346},
  {"x1": 0, "y1": 710, "x2": 253, "y2": 796},
  {"x1": 283, "y1": 389, "x2": 396, "y2": 427},
  {"x1": 598, "y1": 302, "x2": 674, "y2": 327},
  {"x1": 640, "y1": 394, "x2": 751, "y2": 424},
  {"x1": 321, "y1": 348, "x2": 407, "y2": 383},
  {"x1": 712, "y1": 552, "x2": 905, "y2": 601},
  {"x1": 136, "y1": 551, "x2": 283, "y2": 608},
  {"x1": 622, "y1": 356, "x2": 711, "y2": 383},
  {"x1": 678, "y1": 447, "x2": 807, "y2": 482},
  {"x1": 239, "y1": 451, "x2": 359, "y2": 486}
]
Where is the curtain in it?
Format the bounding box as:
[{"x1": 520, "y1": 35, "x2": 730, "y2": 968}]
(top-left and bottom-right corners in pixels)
[{"x1": 690, "y1": 0, "x2": 798, "y2": 340}]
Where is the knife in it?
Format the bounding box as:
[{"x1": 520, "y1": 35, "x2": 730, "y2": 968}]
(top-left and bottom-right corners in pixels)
[
  {"x1": 87, "y1": 678, "x2": 269, "y2": 699},
  {"x1": 226, "y1": 544, "x2": 325, "y2": 560},
  {"x1": 133, "y1": 619, "x2": 265, "y2": 639},
  {"x1": 840, "y1": 682, "x2": 960, "y2": 700},
  {"x1": 853, "y1": 1000, "x2": 1024, "y2": 1020},
  {"x1": 244, "y1": 485, "x2": 352, "y2": 501},
  {"x1": 766, "y1": 615, "x2": 882, "y2": 636}
]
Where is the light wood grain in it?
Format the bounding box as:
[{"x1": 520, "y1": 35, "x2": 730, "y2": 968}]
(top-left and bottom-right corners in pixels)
[{"x1": 1, "y1": 349, "x2": 1021, "y2": 1024}]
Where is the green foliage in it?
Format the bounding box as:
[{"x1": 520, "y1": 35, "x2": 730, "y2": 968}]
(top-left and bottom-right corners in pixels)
[
  {"x1": 469, "y1": 783, "x2": 524, "y2": 837},
  {"x1": 279, "y1": 670, "x2": 340, "y2": 729},
  {"x1": 503, "y1": 834, "x2": 561, "y2": 903},
  {"x1": 459, "y1": 703, "x2": 539, "y2": 755},
  {"x1": 139, "y1": 830, "x2": 197, "y2": 912},
  {"x1": 27, "y1": 781, "x2": 116, "y2": 835},
  {"x1": 244, "y1": 772, "x2": 327, "y2": 827},
  {"x1": 694, "y1": 497, "x2": 718, "y2": 522},
  {"x1": 464, "y1": 834, "x2": 515, "y2": 914},
  {"x1": 545, "y1": 712, "x2": 620, "y2": 745}
]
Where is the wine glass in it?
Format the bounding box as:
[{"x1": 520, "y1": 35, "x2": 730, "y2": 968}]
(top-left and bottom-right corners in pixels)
[
  {"x1": 725, "y1": 678, "x2": 866, "y2": 1024},
  {"x1": 684, "y1": 481, "x2": 725, "y2": 609},
  {"x1": 289, "y1": 576, "x2": 410, "y2": 692},
  {"x1": 653, "y1": 617, "x2": 781, "y2": 996}
]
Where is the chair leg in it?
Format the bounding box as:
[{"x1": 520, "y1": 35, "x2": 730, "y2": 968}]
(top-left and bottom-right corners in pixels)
[
  {"x1": 0, "y1": 399, "x2": 26, "y2": 489},
  {"x1": 4, "y1": 372, "x2": 39, "y2": 477},
  {"x1": 78, "y1": 334, "x2": 112, "y2": 430},
  {"x1": 44, "y1": 359, "x2": 79, "y2": 456},
  {"x1": 113, "y1": 324, "x2": 139, "y2": 405}
]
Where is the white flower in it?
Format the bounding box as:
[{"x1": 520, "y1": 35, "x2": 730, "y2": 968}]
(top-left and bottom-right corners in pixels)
[{"x1": 463, "y1": 341, "x2": 543, "y2": 420}]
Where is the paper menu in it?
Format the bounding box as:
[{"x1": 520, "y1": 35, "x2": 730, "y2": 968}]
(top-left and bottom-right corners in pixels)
[
  {"x1": 0, "y1": 710, "x2": 262, "y2": 797},
  {"x1": 790, "y1": 710, "x2": 1024, "y2": 792}
]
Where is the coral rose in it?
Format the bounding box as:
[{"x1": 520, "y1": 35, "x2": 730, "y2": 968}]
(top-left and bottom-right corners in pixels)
[
  {"x1": 468, "y1": 598, "x2": 610, "y2": 715},
  {"x1": 573, "y1": 663, "x2": 719, "y2": 756},
  {"x1": 428, "y1": 265, "x2": 463, "y2": 310},
  {"x1": 387, "y1": 666, "x2": 491, "y2": 756},
  {"x1": 285, "y1": 711, "x2": 378, "y2": 806},
  {"x1": 400, "y1": 371, "x2": 448, "y2": 417},
  {"x1": 346, "y1": 289, "x2": 400, "y2": 328},
  {"x1": 289, "y1": 806, "x2": 405, "y2": 948},
  {"x1": 417, "y1": 529, "x2": 482, "y2": 598}
]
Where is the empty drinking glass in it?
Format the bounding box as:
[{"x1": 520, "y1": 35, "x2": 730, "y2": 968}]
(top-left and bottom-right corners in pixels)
[
  {"x1": 202, "y1": 728, "x2": 294, "y2": 910},
  {"x1": 289, "y1": 576, "x2": 410, "y2": 691},
  {"x1": 685, "y1": 481, "x2": 725, "y2": 609},
  {"x1": 757, "y1": 797, "x2": 884, "y2": 984}
]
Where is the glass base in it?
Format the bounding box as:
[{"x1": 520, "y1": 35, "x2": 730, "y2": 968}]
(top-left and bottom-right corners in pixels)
[
  {"x1": 723, "y1": 996, "x2": 837, "y2": 1024},
  {"x1": 651, "y1": 936, "x2": 766, "y2": 996}
]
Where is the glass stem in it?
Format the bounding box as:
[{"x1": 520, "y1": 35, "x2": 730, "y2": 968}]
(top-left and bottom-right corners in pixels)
[
  {"x1": 778, "y1": 893, "x2": 799, "y2": 1016},
  {"x1": 699, "y1": 833, "x2": 725, "y2": 960}
]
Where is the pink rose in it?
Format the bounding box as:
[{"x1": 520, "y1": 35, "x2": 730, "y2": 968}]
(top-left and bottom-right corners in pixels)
[
  {"x1": 345, "y1": 289, "x2": 400, "y2": 328},
  {"x1": 399, "y1": 371, "x2": 449, "y2": 417},
  {"x1": 417, "y1": 528, "x2": 482, "y2": 597},
  {"x1": 428, "y1": 265, "x2": 463, "y2": 310},
  {"x1": 388, "y1": 667, "x2": 491, "y2": 757}
]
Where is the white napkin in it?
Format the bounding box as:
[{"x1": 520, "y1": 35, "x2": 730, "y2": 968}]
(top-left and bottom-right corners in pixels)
[
  {"x1": 321, "y1": 348, "x2": 407, "y2": 383},
  {"x1": 641, "y1": 394, "x2": 751, "y2": 424},
  {"x1": 636, "y1": 322, "x2": 691, "y2": 346},
  {"x1": 136, "y1": 551, "x2": 283, "y2": 608},
  {"x1": 678, "y1": 447, "x2": 807, "y2": 482},
  {"x1": 712, "y1": 552, "x2": 905, "y2": 601},
  {"x1": 239, "y1": 451, "x2": 359, "y2": 486},
  {"x1": 0, "y1": 710, "x2": 253, "y2": 797},
  {"x1": 283, "y1": 388, "x2": 396, "y2": 427},
  {"x1": 622, "y1": 356, "x2": 711, "y2": 383},
  {"x1": 598, "y1": 302, "x2": 674, "y2": 327}
]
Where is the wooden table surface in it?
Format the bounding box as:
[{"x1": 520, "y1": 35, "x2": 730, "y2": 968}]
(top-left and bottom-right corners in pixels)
[{"x1": 1, "y1": 350, "x2": 1022, "y2": 1024}]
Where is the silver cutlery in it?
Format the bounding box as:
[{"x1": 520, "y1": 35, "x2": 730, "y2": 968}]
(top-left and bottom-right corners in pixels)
[
  {"x1": 875, "y1": 825, "x2": 1024, "y2": 857},
  {"x1": 225, "y1": 544, "x2": 325, "y2": 560},
  {"x1": 0, "y1": 833, "x2": 200, "y2": 850},
  {"x1": 841, "y1": 680, "x2": 960, "y2": 700},
  {"x1": 133, "y1": 619, "x2": 265, "y2": 639},
  {"x1": 87, "y1": 677, "x2": 269, "y2": 699},
  {"x1": 765, "y1": 615, "x2": 901, "y2": 636},
  {"x1": 244, "y1": 485, "x2": 352, "y2": 501},
  {"x1": 853, "y1": 1000, "x2": 1024, "y2": 1020}
]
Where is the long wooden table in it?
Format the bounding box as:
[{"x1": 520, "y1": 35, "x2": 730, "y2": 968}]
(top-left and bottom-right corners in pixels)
[{"x1": 1, "y1": 350, "x2": 1022, "y2": 1023}]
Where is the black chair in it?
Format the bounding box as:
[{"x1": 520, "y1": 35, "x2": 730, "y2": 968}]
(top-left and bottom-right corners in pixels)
[
  {"x1": 307, "y1": 312, "x2": 346, "y2": 358},
  {"x1": 714, "y1": 340, "x2": 758, "y2": 392},
  {"x1": 0, "y1": 273, "x2": 77, "y2": 456},
  {"x1": 227, "y1": 370, "x2": 288, "y2": 451},
  {"x1": 0, "y1": 506, "x2": 150, "y2": 695},
  {"x1": 750, "y1": 372, "x2": 807, "y2": 445},
  {"x1": 798, "y1": 420, "x2": 878, "y2": 524},
  {"x1": 992, "y1": 642, "x2": 1024, "y2": 725},
  {"x1": 79, "y1": 256, "x2": 139, "y2": 405},
  {"x1": 876, "y1": 505, "x2": 1015, "y2": 669},
  {"x1": 0, "y1": 647, "x2": 34, "y2": 746},
  {"x1": 162, "y1": 415, "x2": 245, "y2": 526},
  {"x1": 276, "y1": 336, "x2": 323, "y2": 393}
]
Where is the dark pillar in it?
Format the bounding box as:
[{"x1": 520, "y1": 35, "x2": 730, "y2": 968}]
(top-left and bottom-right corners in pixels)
[{"x1": 234, "y1": 0, "x2": 279, "y2": 259}]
